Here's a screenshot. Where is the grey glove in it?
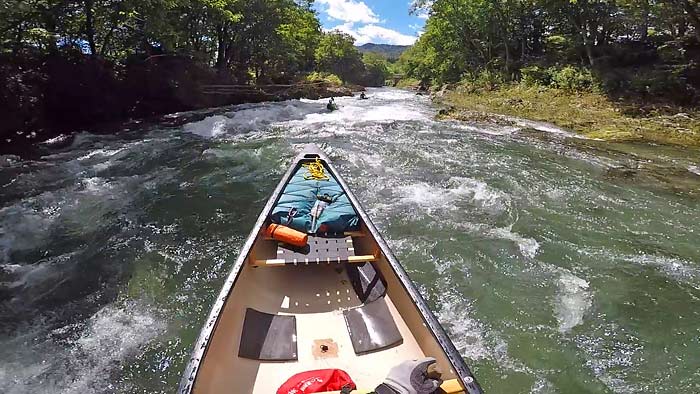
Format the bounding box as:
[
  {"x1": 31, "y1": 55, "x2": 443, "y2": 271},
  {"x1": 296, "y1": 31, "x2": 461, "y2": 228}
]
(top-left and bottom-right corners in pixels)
[{"x1": 374, "y1": 357, "x2": 443, "y2": 394}]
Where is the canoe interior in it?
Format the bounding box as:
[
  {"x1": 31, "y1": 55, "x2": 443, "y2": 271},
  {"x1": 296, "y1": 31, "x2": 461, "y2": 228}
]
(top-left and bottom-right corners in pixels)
[{"x1": 191, "y1": 158, "x2": 463, "y2": 394}]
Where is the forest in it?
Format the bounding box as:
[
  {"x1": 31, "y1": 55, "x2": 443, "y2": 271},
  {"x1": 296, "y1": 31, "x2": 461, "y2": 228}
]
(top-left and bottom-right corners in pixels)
[
  {"x1": 396, "y1": 0, "x2": 700, "y2": 145},
  {"x1": 0, "y1": 0, "x2": 389, "y2": 150},
  {"x1": 402, "y1": 0, "x2": 700, "y2": 104},
  {"x1": 3, "y1": 0, "x2": 699, "y2": 150}
]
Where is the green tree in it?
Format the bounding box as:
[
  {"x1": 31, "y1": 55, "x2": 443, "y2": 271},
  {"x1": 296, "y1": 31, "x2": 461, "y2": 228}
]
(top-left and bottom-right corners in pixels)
[
  {"x1": 361, "y1": 52, "x2": 390, "y2": 86},
  {"x1": 314, "y1": 31, "x2": 364, "y2": 83}
]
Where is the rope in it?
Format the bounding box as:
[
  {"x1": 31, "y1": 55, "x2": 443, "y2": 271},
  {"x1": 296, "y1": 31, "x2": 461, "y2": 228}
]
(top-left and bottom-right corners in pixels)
[{"x1": 302, "y1": 158, "x2": 329, "y2": 181}]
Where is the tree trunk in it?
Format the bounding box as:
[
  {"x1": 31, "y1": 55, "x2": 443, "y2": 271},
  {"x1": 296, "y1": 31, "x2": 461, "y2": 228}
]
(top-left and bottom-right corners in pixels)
[
  {"x1": 503, "y1": 37, "x2": 510, "y2": 73},
  {"x1": 84, "y1": 0, "x2": 97, "y2": 55},
  {"x1": 215, "y1": 25, "x2": 228, "y2": 73},
  {"x1": 568, "y1": 6, "x2": 595, "y2": 66},
  {"x1": 678, "y1": 20, "x2": 687, "y2": 38},
  {"x1": 681, "y1": 0, "x2": 700, "y2": 42},
  {"x1": 13, "y1": 25, "x2": 23, "y2": 54},
  {"x1": 583, "y1": 35, "x2": 596, "y2": 66},
  {"x1": 640, "y1": 0, "x2": 649, "y2": 41},
  {"x1": 99, "y1": 23, "x2": 117, "y2": 57}
]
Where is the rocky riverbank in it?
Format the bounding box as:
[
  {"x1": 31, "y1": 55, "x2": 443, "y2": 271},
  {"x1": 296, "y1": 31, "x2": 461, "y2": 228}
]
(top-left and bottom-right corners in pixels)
[
  {"x1": 431, "y1": 84, "x2": 700, "y2": 147},
  {"x1": 0, "y1": 53, "x2": 355, "y2": 158}
]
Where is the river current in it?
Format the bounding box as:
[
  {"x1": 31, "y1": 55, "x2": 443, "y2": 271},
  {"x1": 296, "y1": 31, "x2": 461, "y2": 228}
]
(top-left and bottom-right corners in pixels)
[{"x1": 1, "y1": 88, "x2": 699, "y2": 393}]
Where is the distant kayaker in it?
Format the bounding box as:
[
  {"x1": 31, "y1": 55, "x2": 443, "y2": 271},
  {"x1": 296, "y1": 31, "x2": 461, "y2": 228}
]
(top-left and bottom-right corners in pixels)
[
  {"x1": 360, "y1": 92, "x2": 367, "y2": 100},
  {"x1": 327, "y1": 97, "x2": 337, "y2": 111}
]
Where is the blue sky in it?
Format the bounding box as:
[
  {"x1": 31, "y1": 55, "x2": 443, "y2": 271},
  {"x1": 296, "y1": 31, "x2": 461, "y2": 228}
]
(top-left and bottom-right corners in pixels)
[{"x1": 313, "y1": 0, "x2": 428, "y2": 46}]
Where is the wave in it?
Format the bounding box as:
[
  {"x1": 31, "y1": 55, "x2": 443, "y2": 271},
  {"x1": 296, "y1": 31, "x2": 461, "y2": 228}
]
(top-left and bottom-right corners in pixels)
[
  {"x1": 0, "y1": 302, "x2": 166, "y2": 394},
  {"x1": 436, "y1": 292, "x2": 489, "y2": 361},
  {"x1": 488, "y1": 226, "x2": 541, "y2": 259},
  {"x1": 574, "y1": 322, "x2": 645, "y2": 393},
  {"x1": 182, "y1": 89, "x2": 432, "y2": 139},
  {"x1": 554, "y1": 271, "x2": 593, "y2": 333},
  {"x1": 626, "y1": 254, "x2": 700, "y2": 290},
  {"x1": 397, "y1": 177, "x2": 510, "y2": 215}
]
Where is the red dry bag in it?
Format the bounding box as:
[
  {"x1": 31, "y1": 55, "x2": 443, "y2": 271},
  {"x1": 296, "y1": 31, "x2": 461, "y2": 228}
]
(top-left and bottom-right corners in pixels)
[{"x1": 276, "y1": 369, "x2": 356, "y2": 394}]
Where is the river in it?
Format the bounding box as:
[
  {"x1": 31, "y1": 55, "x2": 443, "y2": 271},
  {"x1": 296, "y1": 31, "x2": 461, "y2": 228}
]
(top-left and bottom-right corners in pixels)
[{"x1": 1, "y1": 88, "x2": 699, "y2": 393}]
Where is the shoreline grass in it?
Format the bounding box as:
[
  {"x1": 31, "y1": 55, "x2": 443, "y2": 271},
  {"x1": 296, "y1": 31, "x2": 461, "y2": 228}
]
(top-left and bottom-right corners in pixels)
[{"x1": 437, "y1": 85, "x2": 700, "y2": 147}]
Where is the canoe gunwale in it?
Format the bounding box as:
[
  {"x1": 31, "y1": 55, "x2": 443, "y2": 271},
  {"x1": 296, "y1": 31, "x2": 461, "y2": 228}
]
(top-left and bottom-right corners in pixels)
[
  {"x1": 178, "y1": 148, "x2": 301, "y2": 394},
  {"x1": 321, "y1": 150, "x2": 483, "y2": 394},
  {"x1": 178, "y1": 144, "x2": 483, "y2": 394}
]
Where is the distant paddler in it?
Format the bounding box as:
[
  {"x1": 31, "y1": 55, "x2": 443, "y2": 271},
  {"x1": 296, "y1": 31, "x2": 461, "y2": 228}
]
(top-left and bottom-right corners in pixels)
[
  {"x1": 326, "y1": 97, "x2": 338, "y2": 111},
  {"x1": 359, "y1": 92, "x2": 368, "y2": 100}
]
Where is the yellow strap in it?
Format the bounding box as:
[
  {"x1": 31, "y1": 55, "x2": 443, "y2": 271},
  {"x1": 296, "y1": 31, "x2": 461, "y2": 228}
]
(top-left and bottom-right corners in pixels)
[{"x1": 302, "y1": 158, "x2": 329, "y2": 181}]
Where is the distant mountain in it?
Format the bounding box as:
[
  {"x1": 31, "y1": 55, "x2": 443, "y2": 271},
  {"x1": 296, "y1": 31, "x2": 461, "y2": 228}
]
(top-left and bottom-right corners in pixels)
[{"x1": 357, "y1": 43, "x2": 410, "y2": 60}]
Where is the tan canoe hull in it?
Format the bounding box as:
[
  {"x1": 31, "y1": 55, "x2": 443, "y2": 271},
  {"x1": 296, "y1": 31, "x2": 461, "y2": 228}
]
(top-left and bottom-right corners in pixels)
[{"x1": 179, "y1": 145, "x2": 483, "y2": 394}]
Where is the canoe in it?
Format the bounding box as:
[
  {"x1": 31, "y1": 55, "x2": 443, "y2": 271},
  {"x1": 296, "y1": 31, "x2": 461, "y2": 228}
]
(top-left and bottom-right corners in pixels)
[{"x1": 179, "y1": 144, "x2": 483, "y2": 394}]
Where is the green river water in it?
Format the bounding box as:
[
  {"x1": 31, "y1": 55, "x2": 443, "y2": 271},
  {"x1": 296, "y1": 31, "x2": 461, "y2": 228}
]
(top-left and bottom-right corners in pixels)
[{"x1": 1, "y1": 88, "x2": 699, "y2": 393}]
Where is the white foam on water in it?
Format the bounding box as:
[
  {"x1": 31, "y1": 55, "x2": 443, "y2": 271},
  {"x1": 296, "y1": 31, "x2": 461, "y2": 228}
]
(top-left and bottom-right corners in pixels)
[
  {"x1": 183, "y1": 115, "x2": 229, "y2": 138},
  {"x1": 291, "y1": 100, "x2": 430, "y2": 126},
  {"x1": 688, "y1": 165, "x2": 700, "y2": 175},
  {"x1": 488, "y1": 227, "x2": 541, "y2": 259},
  {"x1": 436, "y1": 293, "x2": 489, "y2": 361},
  {"x1": 529, "y1": 378, "x2": 558, "y2": 394},
  {"x1": 0, "y1": 302, "x2": 166, "y2": 394},
  {"x1": 77, "y1": 148, "x2": 125, "y2": 161},
  {"x1": 80, "y1": 177, "x2": 114, "y2": 194},
  {"x1": 452, "y1": 122, "x2": 521, "y2": 136},
  {"x1": 64, "y1": 303, "x2": 166, "y2": 393},
  {"x1": 626, "y1": 254, "x2": 700, "y2": 290},
  {"x1": 575, "y1": 324, "x2": 645, "y2": 394},
  {"x1": 512, "y1": 118, "x2": 581, "y2": 138},
  {"x1": 182, "y1": 100, "x2": 323, "y2": 138},
  {"x1": 555, "y1": 271, "x2": 592, "y2": 333},
  {"x1": 0, "y1": 201, "x2": 60, "y2": 264},
  {"x1": 40, "y1": 134, "x2": 71, "y2": 146},
  {"x1": 544, "y1": 187, "x2": 568, "y2": 204},
  {"x1": 397, "y1": 177, "x2": 509, "y2": 215},
  {"x1": 182, "y1": 88, "x2": 432, "y2": 139}
]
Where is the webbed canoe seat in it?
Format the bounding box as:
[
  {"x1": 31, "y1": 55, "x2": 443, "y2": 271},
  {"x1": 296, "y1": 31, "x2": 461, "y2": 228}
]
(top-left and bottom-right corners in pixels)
[
  {"x1": 238, "y1": 308, "x2": 298, "y2": 361},
  {"x1": 253, "y1": 233, "x2": 378, "y2": 267},
  {"x1": 343, "y1": 298, "x2": 403, "y2": 355}
]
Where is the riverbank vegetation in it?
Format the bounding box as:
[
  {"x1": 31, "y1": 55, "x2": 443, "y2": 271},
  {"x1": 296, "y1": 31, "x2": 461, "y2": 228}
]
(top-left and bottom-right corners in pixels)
[
  {"x1": 437, "y1": 85, "x2": 700, "y2": 146},
  {"x1": 401, "y1": 0, "x2": 700, "y2": 145},
  {"x1": 0, "y1": 0, "x2": 392, "y2": 152}
]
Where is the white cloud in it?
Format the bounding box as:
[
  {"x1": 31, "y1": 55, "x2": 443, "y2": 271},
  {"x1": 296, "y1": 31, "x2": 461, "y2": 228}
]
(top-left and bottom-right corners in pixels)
[
  {"x1": 317, "y1": 0, "x2": 379, "y2": 24},
  {"x1": 409, "y1": 23, "x2": 425, "y2": 37},
  {"x1": 329, "y1": 23, "x2": 418, "y2": 46},
  {"x1": 416, "y1": 11, "x2": 430, "y2": 20}
]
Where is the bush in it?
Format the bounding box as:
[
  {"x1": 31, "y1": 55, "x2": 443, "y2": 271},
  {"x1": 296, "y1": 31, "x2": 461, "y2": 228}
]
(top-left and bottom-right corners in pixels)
[
  {"x1": 305, "y1": 72, "x2": 343, "y2": 86},
  {"x1": 517, "y1": 65, "x2": 599, "y2": 92},
  {"x1": 551, "y1": 66, "x2": 597, "y2": 92},
  {"x1": 657, "y1": 41, "x2": 686, "y2": 64},
  {"x1": 458, "y1": 69, "x2": 506, "y2": 92},
  {"x1": 544, "y1": 35, "x2": 577, "y2": 61},
  {"x1": 628, "y1": 68, "x2": 692, "y2": 101},
  {"x1": 520, "y1": 65, "x2": 552, "y2": 87},
  {"x1": 395, "y1": 77, "x2": 421, "y2": 89}
]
